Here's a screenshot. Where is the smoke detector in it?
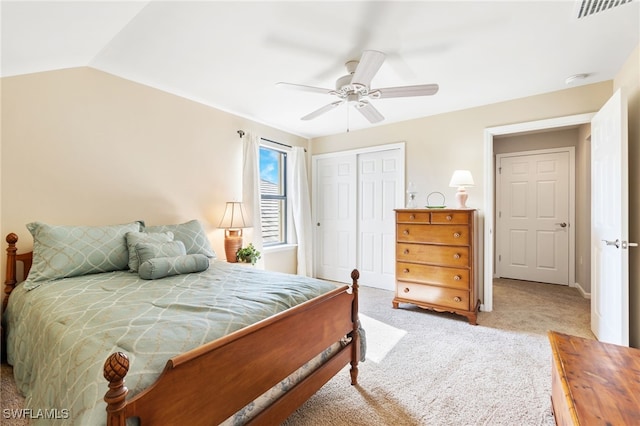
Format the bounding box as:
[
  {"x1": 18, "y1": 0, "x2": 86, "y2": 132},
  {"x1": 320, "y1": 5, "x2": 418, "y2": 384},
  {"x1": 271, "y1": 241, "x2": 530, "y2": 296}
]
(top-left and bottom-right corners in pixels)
[{"x1": 565, "y1": 73, "x2": 590, "y2": 84}]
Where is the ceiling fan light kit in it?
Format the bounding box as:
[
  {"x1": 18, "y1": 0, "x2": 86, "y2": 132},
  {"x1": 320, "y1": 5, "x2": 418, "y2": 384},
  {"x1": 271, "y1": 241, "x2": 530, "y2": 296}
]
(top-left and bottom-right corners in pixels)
[{"x1": 277, "y1": 50, "x2": 439, "y2": 125}]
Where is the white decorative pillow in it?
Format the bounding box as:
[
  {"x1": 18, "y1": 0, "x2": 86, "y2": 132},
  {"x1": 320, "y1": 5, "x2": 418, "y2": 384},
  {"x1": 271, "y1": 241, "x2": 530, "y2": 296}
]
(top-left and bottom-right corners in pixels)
[
  {"x1": 144, "y1": 220, "x2": 216, "y2": 258},
  {"x1": 25, "y1": 221, "x2": 144, "y2": 286},
  {"x1": 125, "y1": 231, "x2": 174, "y2": 272},
  {"x1": 138, "y1": 254, "x2": 210, "y2": 280}
]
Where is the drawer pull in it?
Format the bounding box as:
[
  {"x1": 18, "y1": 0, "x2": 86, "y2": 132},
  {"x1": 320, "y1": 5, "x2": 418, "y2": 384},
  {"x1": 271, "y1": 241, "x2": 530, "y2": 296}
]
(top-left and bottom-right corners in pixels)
[
  {"x1": 403, "y1": 268, "x2": 410, "y2": 273},
  {"x1": 446, "y1": 215, "x2": 453, "y2": 221},
  {"x1": 403, "y1": 229, "x2": 410, "y2": 235},
  {"x1": 453, "y1": 253, "x2": 461, "y2": 259},
  {"x1": 453, "y1": 296, "x2": 462, "y2": 302},
  {"x1": 409, "y1": 214, "x2": 415, "y2": 220},
  {"x1": 453, "y1": 275, "x2": 462, "y2": 281},
  {"x1": 403, "y1": 287, "x2": 410, "y2": 293},
  {"x1": 403, "y1": 249, "x2": 410, "y2": 255},
  {"x1": 453, "y1": 232, "x2": 461, "y2": 238}
]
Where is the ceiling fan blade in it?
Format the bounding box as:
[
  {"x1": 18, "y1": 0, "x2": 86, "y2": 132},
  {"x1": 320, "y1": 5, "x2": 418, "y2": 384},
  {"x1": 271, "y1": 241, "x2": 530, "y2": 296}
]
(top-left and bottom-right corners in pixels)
[
  {"x1": 351, "y1": 50, "x2": 385, "y2": 88},
  {"x1": 301, "y1": 101, "x2": 344, "y2": 121},
  {"x1": 372, "y1": 84, "x2": 439, "y2": 99},
  {"x1": 354, "y1": 100, "x2": 384, "y2": 123},
  {"x1": 276, "y1": 82, "x2": 334, "y2": 95}
]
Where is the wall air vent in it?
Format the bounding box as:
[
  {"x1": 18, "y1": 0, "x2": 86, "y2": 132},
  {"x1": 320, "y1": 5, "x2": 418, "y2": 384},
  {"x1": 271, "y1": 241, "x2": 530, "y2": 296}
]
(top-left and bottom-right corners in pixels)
[{"x1": 576, "y1": 0, "x2": 633, "y2": 18}]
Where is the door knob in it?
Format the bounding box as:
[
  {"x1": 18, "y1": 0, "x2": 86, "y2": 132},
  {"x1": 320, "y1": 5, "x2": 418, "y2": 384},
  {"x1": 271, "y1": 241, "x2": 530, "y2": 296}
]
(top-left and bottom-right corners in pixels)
[
  {"x1": 555, "y1": 222, "x2": 567, "y2": 228},
  {"x1": 602, "y1": 239, "x2": 620, "y2": 248}
]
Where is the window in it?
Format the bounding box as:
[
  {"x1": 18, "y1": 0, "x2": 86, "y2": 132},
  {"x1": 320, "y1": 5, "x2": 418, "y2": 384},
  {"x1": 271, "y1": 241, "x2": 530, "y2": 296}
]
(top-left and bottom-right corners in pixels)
[{"x1": 259, "y1": 145, "x2": 287, "y2": 245}]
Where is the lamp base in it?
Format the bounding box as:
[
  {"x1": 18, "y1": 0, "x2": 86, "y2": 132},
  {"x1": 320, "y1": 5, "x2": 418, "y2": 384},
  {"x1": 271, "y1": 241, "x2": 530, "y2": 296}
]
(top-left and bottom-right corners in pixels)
[
  {"x1": 455, "y1": 188, "x2": 469, "y2": 209},
  {"x1": 224, "y1": 229, "x2": 243, "y2": 263}
]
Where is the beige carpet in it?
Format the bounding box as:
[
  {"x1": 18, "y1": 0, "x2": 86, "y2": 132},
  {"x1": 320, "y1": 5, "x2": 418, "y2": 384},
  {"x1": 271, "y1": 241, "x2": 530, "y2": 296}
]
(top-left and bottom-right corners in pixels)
[
  {"x1": 283, "y1": 278, "x2": 592, "y2": 426},
  {"x1": 1, "y1": 278, "x2": 591, "y2": 425}
]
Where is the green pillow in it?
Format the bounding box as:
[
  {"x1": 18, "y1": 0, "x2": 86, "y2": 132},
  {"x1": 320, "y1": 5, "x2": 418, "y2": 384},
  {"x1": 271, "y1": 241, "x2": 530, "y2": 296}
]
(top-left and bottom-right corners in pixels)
[
  {"x1": 138, "y1": 254, "x2": 210, "y2": 280},
  {"x1": 135, "y1": 240, "x2": 187, "y2": 265},
  {"x1": 125, "y1": 231, "x2": 174, "y2": 272},
  {"x1": 144, "y1": 220, "x2": 216, "y2": 258},
  {"x1": 25, "y1": 221, "x2": 143, "y2": 285}
]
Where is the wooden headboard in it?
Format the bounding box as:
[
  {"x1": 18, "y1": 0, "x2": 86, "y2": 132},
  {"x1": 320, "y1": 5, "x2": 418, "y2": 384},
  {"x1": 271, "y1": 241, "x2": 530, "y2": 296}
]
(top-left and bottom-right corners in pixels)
[{"x1": 3, "y1": 233, "x2": 33, "y2": 311}]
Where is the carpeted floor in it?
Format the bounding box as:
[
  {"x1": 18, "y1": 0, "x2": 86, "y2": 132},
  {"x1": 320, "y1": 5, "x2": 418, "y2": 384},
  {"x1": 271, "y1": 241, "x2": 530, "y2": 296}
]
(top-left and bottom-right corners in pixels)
[
  {"x1": 283, "y1": 278, "x2": 592, "y2": 425},
  {"x1": 1, "y1": 278, "x2": 591, "y2": 425}
]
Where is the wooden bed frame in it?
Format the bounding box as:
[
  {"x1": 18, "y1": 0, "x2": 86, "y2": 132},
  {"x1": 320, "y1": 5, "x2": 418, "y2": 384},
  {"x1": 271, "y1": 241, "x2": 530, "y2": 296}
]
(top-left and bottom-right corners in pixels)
[{"x1": 3, "y1": 232, "x2": 361, "y2": 425}]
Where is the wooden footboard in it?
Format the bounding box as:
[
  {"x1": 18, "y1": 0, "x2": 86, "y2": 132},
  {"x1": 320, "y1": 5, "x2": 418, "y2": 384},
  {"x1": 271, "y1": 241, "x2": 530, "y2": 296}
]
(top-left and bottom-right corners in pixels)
[
  {"x1": 4, "y1": 233, "x2": 361, "y2": 425},
  {"x1": 104, "y1": 270, "x2": 360, "y2": 425}
]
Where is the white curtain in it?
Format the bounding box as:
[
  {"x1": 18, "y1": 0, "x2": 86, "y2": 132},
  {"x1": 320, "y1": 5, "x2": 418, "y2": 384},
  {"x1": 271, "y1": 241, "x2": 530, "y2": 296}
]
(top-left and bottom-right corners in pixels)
[
  {"x1": 242, "y1": 132, "x2": 264, "y2": 269},
  {"x1": 289, "y1": 147, "x2": 313, "y2": 276}
]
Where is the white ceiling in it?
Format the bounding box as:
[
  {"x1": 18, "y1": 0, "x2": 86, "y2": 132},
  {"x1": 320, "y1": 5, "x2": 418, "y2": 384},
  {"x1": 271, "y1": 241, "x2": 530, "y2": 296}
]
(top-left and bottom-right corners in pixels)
[{"x1": 2, "y1": 1, "x2": 638, "y2": 139}]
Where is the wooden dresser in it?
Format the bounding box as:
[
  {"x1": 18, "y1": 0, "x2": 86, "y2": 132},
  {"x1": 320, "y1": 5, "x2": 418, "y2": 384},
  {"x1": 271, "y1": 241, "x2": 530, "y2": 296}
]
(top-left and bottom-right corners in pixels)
[
  {"x1": 393, "y1": 209, "x2": 479, "y2": 324},
  {"x1": 549, "y1": 331, "x2": 640, "y2": 425}
]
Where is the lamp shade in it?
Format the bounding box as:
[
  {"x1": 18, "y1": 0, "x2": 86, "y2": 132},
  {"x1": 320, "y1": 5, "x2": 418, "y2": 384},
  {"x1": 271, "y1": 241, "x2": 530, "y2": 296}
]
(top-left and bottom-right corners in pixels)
[
  {"x1": 218, "y1": 202, "x2": 248, "y2": 229},
  {"x1": 449, "y1": 170, "x2": 475, "y2": 188}
]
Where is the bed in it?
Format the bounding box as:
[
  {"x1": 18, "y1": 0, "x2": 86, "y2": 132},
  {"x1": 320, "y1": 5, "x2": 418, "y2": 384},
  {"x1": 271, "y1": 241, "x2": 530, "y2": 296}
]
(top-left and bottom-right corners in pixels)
[{"x1": 2, "y1": 220, "x2": 362, "y2": 425}]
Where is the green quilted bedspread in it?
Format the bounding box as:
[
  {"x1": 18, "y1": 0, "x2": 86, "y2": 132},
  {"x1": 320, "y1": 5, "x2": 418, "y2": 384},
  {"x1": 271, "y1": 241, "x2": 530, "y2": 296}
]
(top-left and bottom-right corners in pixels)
[{"x1": 4, "y1": 261, "x2": 338, "y2": 425}]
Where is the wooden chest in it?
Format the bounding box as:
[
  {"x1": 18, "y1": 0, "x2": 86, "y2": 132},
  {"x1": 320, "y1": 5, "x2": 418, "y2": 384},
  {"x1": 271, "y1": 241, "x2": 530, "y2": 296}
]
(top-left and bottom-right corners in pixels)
[
  {"x1": 549, "y1": 331, "x2": 640, "y2": 425},
  {"x1": 393, "y1": 209, "x2": 479, "y2": 324}
]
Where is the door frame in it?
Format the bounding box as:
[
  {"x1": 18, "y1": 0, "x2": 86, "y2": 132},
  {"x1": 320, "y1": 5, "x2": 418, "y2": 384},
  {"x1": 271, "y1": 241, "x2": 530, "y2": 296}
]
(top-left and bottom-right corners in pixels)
[
  {"x1": 495, "y1": 147, "x2": 576, "y2": 286},
  {"x1": 312, "y1": 142, "x2": 406, "y2": 279},
  {"x1": 483, "y1": 113, "x2": 594, "y2": 312}
]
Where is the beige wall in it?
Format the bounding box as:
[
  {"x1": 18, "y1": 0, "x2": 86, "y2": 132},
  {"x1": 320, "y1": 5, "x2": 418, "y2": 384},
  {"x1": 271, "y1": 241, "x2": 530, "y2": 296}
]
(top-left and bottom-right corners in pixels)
[
  {"x1": 311, "y1": 82, "x2": 612, "y2": 308},
  {"x1": 2, "y1": 44, "x2": 637, "y2": 344},
  {"x1": 0, "y1": 67, "x2": 307, "y2": 280},
  {"x1": 614, "y1": 44, "x2": 640, "y2": 347},
  {"x1": 311, "y1": 81, "x2": 612, "y2": 209},
  {"x1": 493, "y1": 128, "x2": 579, "y2": 154},
  {"x1": 311, "y1": 44, "x2": 640, "y2": 347}
]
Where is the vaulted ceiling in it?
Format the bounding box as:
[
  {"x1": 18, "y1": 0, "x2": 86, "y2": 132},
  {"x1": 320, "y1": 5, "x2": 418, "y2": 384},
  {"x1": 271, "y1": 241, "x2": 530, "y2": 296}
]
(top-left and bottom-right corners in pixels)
[{"x1": 2, "y1": 1, "x2": 638, "y2": 138}]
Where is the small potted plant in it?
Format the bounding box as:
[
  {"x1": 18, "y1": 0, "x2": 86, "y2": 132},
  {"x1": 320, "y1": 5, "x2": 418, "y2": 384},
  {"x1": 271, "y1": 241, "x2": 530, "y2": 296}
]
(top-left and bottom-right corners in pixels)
[{"x1": 236, "y1": 243, "x2": 261, "y2": 265}]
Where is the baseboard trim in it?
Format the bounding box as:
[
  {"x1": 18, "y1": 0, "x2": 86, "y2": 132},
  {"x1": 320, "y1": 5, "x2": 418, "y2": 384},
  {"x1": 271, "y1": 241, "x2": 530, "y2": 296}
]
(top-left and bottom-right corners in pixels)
[{"x1": 571, "y1": 282, "x2": 591, "y2": 299}]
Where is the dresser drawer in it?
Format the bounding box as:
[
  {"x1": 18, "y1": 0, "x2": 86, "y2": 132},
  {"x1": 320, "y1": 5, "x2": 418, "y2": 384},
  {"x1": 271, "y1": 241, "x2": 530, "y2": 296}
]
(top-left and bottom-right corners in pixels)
[
  {"x1": 397, "y1": 243, "x2": 470, "y2": 267},
  {"x1": 397, "y1": 224, "x2": 470, "y2": 245},
  {"x1": 395, "y1": 282, "x2": 470, "y2": 311},
  {"x1": 396, "y1": 211, "x2": 430, "y2": 224},
  {"x1": 430, "y1": 211, "x2": 470, "y2": 225},
  {"x1": 396, "y1": 262, "x2": 469, "y2": 289}
]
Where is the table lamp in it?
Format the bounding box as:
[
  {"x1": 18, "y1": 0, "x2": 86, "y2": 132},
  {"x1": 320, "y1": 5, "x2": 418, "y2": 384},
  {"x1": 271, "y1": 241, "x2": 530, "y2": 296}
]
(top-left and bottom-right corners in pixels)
[
  {"x1": 449, "y1": 170, "x2": 475, "y2": 208},
  {"x1": 218, "y1": 201, "x2": 248, "y2": 263}
]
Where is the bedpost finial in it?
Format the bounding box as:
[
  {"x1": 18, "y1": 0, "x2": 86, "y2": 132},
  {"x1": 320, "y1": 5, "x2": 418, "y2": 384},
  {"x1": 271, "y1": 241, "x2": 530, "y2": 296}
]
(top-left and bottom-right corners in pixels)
[
  {"x1": 351, "y1": 269, "x2": 359, "y2": 282},
  {"x1": 6, "y1": 233, "x2": 18, "y2": 245},
  {"x1": 104, "y1": 352, "x2": 130, "y2": 382},
  {"x1": 104, "y1": 352, "x2": 129, "y2": 422}
]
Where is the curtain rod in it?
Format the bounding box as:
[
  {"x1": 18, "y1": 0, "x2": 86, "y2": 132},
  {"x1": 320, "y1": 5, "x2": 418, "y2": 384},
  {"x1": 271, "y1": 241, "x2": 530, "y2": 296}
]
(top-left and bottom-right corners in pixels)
[{"x1": 237, "y1": 130, "x2": 306, "y2": 152}]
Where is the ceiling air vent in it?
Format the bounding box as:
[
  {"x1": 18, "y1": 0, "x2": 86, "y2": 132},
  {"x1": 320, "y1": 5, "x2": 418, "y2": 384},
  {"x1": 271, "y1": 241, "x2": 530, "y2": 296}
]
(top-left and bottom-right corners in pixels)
[{"x1": 576, "y1": 0, "x2": 633, "y2": 18}]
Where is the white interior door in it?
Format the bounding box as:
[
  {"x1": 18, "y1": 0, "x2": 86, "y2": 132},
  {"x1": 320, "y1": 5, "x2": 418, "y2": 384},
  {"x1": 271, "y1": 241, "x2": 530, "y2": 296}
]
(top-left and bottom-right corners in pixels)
[
  {"x1": 358, "y1": 149, "x2": 403, "y2": 290},
  {"x1": 591, "y1": 88, "x2": 629, "y2": 346},
  {"x1": 314, "y1": 155, "x2": 357, "y2": 283},
  {"x1": 496, "y1": 150, "x2": 571, "y2": 285}
]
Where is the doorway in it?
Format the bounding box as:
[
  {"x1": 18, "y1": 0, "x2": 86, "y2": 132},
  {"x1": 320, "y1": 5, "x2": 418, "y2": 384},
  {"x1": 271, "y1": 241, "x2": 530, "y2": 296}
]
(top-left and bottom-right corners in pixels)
[
  {"x1": 483, "y1": 113, "x2": 595, "y2": 312},
  {"x1": 495, "y1": 148, "x2": 574, "y2": 285}
]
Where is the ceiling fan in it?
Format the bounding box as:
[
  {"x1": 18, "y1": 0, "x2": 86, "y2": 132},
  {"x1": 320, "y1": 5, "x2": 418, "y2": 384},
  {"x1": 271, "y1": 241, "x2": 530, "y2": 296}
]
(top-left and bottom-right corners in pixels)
[{"x1": 276, "y1": 50, "x2": 439, "y2": 124}]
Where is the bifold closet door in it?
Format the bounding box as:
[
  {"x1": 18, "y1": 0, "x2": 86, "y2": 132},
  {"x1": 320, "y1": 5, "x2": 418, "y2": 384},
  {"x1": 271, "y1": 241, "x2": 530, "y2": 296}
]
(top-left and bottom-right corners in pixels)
[{"x1": 314, "y1": 148, "x2": 403, "y2": 289}]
